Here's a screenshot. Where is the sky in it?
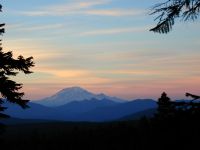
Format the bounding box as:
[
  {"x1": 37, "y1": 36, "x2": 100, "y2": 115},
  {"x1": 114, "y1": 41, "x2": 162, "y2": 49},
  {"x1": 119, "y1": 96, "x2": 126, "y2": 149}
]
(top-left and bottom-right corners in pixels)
[{"x1": 1, "y1": 0, "x2": 200, "y2": 100}]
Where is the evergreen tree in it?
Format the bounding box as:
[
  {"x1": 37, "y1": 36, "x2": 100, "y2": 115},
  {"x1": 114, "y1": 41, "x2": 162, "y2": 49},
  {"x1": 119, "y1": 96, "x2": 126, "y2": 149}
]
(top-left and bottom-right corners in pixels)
[
  {"x1": 156, "y1": 92, "x2": 175, "y2": 119},
  {"x1": 150, "y1": 0, "x2": 200, "y2": 33},
  {"x1": 0, "y1": 4, "x2": 34, "y2": 119}
]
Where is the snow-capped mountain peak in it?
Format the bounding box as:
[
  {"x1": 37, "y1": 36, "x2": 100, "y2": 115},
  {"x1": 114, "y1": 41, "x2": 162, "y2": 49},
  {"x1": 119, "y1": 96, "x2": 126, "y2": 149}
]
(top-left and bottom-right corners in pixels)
[
  {"x1": 57, "y1": 87, "x2": 91, "y2": 97},
  {"x1": 59, "y1": 87, "x2": 87, "y2": 93},
  {"x1": 35, "y1": 87, "x2": 125, "y2": 107}
]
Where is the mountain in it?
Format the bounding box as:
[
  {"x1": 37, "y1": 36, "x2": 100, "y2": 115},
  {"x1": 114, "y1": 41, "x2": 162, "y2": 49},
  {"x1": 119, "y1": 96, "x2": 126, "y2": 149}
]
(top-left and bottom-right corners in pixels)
[
  {"x1": 3, "y1": 99, "x2": 157, "y2": 122},
  {"x1": 72, "y1": 99, "x2": 157, "y2": 122},
  {"x1": 3, "y1": 102, "x2": 63, "y2": 120},
  {"x1": 3, "y1": 98, "x2": 119, "y2": 121},
  {"x1": 54, "y1": 98, "x2": 119, "y2": 114},
  {"x1": 35, "y1": 87, "x2": 125, "y2": 107}
]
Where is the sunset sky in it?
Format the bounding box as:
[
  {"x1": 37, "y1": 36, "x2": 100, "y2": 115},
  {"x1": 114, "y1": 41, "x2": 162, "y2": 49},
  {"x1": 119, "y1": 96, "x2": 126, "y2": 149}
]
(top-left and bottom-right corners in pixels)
[{"x1": 1, "y1": 0, "x2": 200, "y2": 100}]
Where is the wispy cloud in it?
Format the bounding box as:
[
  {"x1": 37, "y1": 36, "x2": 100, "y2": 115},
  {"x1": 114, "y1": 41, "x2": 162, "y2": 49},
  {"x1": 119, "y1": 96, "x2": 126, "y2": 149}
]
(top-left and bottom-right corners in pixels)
[
  {"x1": 45, "y1": 0, "x2": 111, "y2": 12},
  {"x1": 19, "y1": 0, "x2": 144, "y2": 17},
  {"x1": 84, "y1": 9, "x2": 144, "y2": 16},
  {"x1": 7, "y1": 23, "x2": 64, "y2": 32},
  {"x1": 20, "y1": 0, "x2": 111, "y2": 16},
  {"x1": 35, "y1": 68, "x2": 91, "y2": 78},
  {"x1": 79, "y1": 26, "x2": 147, "y2": 36},
  {"x1": 19, "y1": 24, "x2": 64, "y2": 31}
]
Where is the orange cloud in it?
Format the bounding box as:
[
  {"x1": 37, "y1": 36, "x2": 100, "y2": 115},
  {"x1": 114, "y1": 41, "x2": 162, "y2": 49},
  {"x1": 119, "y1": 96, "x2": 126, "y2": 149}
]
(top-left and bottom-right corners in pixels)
[{"x1": 84, "y1": 9, "x2": 144, "y2": 16}]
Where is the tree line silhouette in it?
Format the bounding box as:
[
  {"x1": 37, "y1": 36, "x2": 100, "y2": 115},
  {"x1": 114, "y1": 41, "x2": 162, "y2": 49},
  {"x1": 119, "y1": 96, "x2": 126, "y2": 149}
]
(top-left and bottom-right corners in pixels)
[
  {"x1": 0, "y1": 4, "x2": 34, "y2": 126},
  {"x1": 1, "y1": 92, "x2": 200, "y2": 150},
  {"x1": 156, "y1": 92, "x2": 200, "y2": 120}
]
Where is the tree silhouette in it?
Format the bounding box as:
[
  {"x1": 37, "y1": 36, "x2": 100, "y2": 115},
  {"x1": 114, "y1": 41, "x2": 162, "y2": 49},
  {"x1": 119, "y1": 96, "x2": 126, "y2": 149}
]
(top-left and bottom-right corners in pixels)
[
  {"x1": 0, "y1": 4, "x2": 34, "y2": 119},
  {"x1": 185, "y1": 93, "x2": 200, "y2": 100},
  {"x1": 156, "y1": 92, "x2": 175, "y2": 119},
  {"x1": 150, "y1": 0, "x2": 200, "y2": 33}
]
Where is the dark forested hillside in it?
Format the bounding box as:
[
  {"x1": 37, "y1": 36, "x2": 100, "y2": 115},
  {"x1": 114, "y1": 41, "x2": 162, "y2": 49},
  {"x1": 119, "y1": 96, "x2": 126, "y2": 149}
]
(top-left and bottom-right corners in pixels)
[{"x1": 1, "y1": 117, "x2": 200, "y2": 150}]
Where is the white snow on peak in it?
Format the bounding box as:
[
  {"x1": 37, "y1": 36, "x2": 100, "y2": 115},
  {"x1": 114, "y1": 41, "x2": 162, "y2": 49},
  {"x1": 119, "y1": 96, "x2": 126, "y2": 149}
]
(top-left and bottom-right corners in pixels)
[{"x1": 35, "y1": 87, "x2": 125, "y2": 107}]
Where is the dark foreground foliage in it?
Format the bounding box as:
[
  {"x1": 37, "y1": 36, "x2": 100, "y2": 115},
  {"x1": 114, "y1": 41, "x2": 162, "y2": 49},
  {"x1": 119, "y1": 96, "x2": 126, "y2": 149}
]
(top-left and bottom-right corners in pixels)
[
  {"x1": 0, "y1": 3, "x2": 34, "y2": 119},
  {"x1": 150, "y1": 0, "x2": 200, "y2": 33},
  {"x1": 0, "y1": 115, "x2": 200, "y2": 150}
]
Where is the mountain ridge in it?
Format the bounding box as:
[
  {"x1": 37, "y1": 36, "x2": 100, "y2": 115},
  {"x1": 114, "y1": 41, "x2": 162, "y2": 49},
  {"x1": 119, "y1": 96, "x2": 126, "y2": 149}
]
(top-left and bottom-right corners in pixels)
[
  {"x1": 35, "y1": 86, "x2": 126, "y2": 107},
  {"x1": 3, "y1": 99, "x2": 157, "y2": 122}
]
